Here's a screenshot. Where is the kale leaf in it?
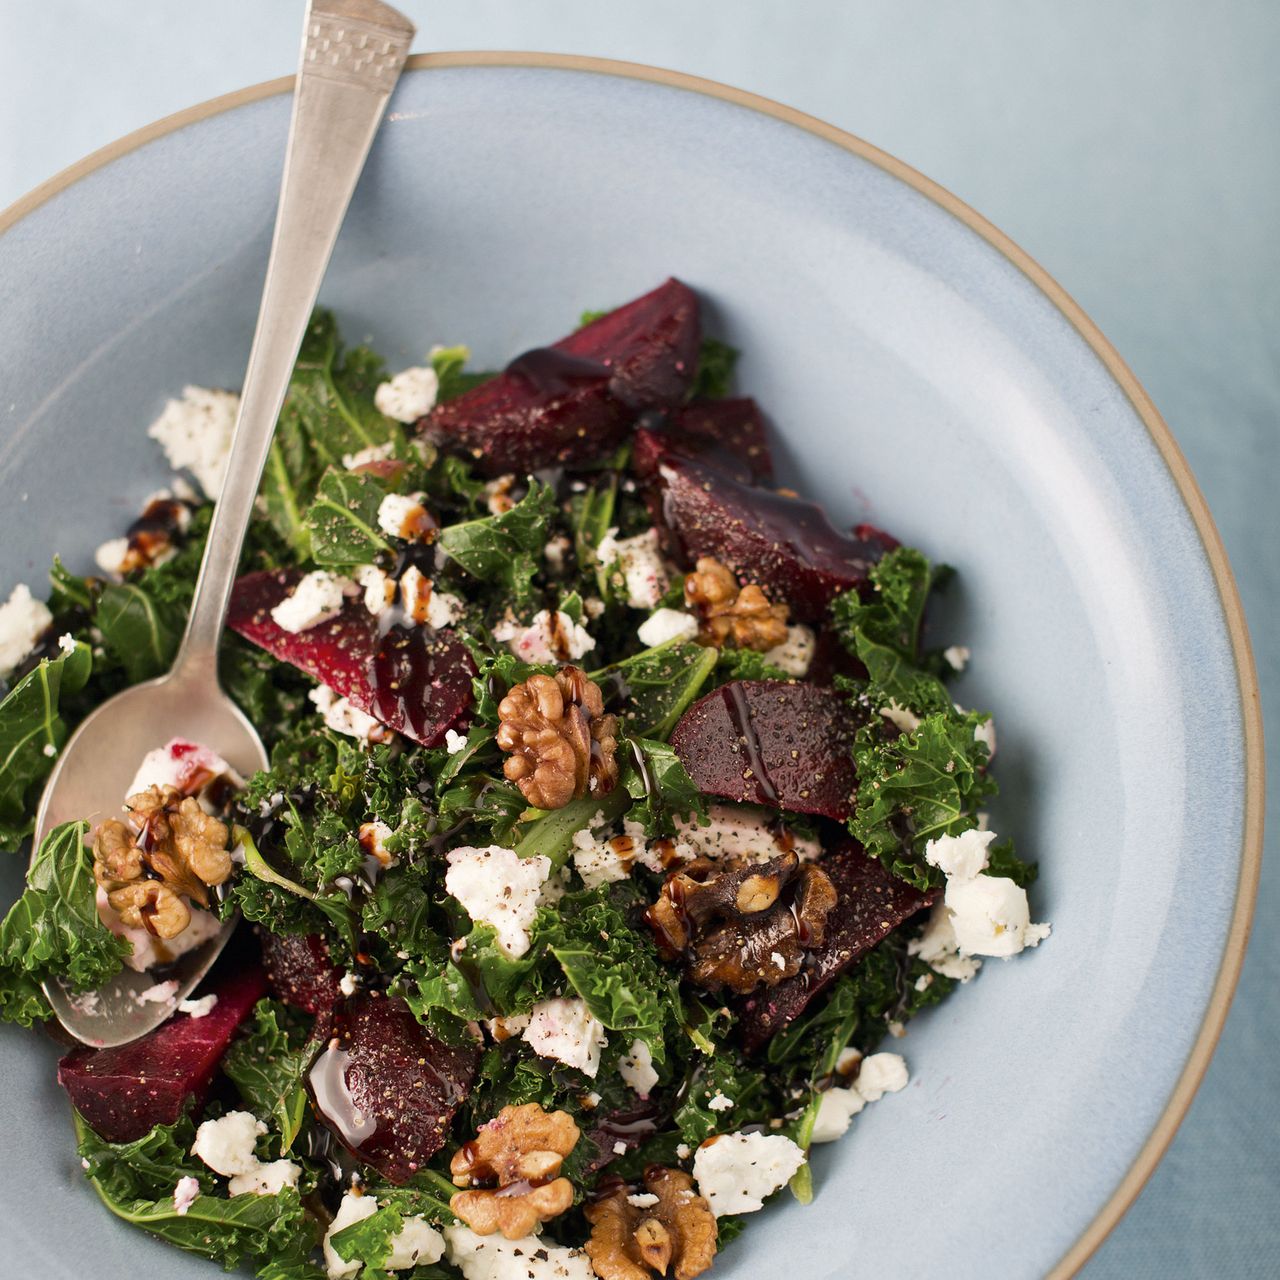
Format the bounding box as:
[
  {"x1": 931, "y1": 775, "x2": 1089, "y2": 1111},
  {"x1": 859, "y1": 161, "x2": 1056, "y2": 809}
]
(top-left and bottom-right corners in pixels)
[
  {"x1": 222, "y1": 999, "x2": 313, "y2": 1153},
  {"x1": 598, "y1": 642, "x2": 717, "y2": 741},
  {"x1": 689, "y1": 337, "x2": 740, "y2": 400},
  {"x1": 621, "y1": 738, "x2": 706, "y2": 837},
  {"x1": 305, "y1": 467, "x2": 392, "y2": 566}
]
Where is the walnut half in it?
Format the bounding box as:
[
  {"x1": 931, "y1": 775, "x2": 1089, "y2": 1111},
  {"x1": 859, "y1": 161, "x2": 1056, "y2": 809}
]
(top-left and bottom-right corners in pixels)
[
  {"x1": 646, "y1": 852, "x2": 838, "y2": 995},
  {"x1": 585, "y1": 1167, "x2": 717, "y2": 1280},
  {"x1": 496, "y1": 666, "x2": 619, "y2": 810},
  {"x1": 92, "y1": 785, "x2": 233, "y2": 940},
  {"x1": 449, "y1": 1102, "x2": 580, "y2": 1240},
  {"x1": 684, "y1": 557, "x2": 788, "y2": 652}
]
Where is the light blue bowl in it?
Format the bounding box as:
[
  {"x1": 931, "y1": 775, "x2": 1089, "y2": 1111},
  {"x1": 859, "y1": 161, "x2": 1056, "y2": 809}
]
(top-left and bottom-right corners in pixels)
[{"x1": 0, "y1": 55, "x2": 1262, "y2": 1280}]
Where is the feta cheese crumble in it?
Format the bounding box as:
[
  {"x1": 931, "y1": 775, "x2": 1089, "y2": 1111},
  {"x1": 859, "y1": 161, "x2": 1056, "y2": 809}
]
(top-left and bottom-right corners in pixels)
[
  {"x1": 507, "y1": 610, "x2": 596, "y2": 663},
  {"x1": 134, "y1": 980, "x2": 180, "y2": 1006},
  {"x1": 707, "y1": 1091, "x2": 734, "y2": 1113},
  {"x1": 445, "y1": 728, "x2": 469, "y2": 754},
  {"x1": 943, "y1": 644, "x2": 971, "y2": 672},
  {"x1": 323, "y1": 1190, "x2": 379, "y2": 1279},
  {"x1": 342, "y1": 441, "x2": 396, "y2": 470},
  {"x1": 178, "y1": 993, "x2": 218, "y2": 1018},
  {"x1": 147, "y1": 385, "x2": 239, "y2": 499},
  {"x1": 94, "y1": 536, "x2": 131, "y2": 579},
  {"x1": 618, "y1": 1038, "x2": 659, "y2": 1099},
  {"x1": 763, "y1": 624, "x2": 815, "y2": 677},
  {"x1": 444, "y1": 846, "x2": 551, "y2": 958},
  {"x1": 309, "y1": 684, "x2": 386, "y2": 743},
  {"x1": 879, "y1": 700, "x2": 921, "y2": 734},
  {"x1": 356, "y1": 564, "x2": 392, "y2": 615},
  {"x1": 596, "y1": 527, "x2": 669, "y2": 609},
  {"x1": 924, "y1": 828, "x2": 997, "y2": 881},
  {"x1": 444, "y1": 1225, "x2": 594, "y2": 1280},
  {"x1": 377, "y1": 491, "x2": 432, "y2": 540},
  {"x1": 855, "y1": 1052, "x2": 909, "y2": 1101},
  {"x1": 228, "y1": 1159, "x2": 302, "y2": 1197},
  {"x1": 192, "y1": 1111, "x2": 265, "y2": 1177},
  {"x1": 0, "y1": 583, "x2": 51, "y2": 676},
  {"x1": 908, "y1": 903, "x2": 982, "y2": 982},
  {"x1": 946, "y1": 874, "x2": 1051, "y2": 957},
  {"x1": 397, "y1": 567, "x2": 464, "y2": 629},
  {"x1": 636, "y1": 607, "x2": 699, "y2": 649},
  {"x1": 375, "y1": 365, "x2": 439, "y2": 423},
  {"x1": 676, "y1": 803, "x2": 820, "y2": 864},
  {"x1": 270, "y1": 571, "x2": 353, "y2": 633},
  {"x1": 693, "y1": 1131, "x2": 807, "y2": 1216},
  {"x1": 523, "y1": 997, "x2": 609, "y2": 1078},
  {"x1": 172, "y1": 1175, "x2": 200, "y2": 1216}
]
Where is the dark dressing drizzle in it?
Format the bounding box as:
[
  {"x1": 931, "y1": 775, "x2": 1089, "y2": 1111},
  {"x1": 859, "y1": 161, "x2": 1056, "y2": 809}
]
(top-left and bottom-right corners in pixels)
[{"x1": 723, "y1": 683, "x2": 780, "y2": 805}]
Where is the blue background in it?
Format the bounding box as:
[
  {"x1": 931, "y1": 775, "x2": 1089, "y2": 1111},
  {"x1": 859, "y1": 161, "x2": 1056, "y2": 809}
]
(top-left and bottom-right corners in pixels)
[{"x1": 1, "y1": 2, "x2": 1275, "y2": 1274}]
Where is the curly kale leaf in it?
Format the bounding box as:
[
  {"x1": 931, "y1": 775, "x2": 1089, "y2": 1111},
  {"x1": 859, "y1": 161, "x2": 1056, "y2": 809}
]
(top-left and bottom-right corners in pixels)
[
  {"x1": 689, "y1": 337, "x2": 740, "y2": 400},
  {"x1": 0, "y1": 820, "x2": 130, "y2": 1024},
  {"x1": 222, "y1": 1000, "x2": 313, "y2": 1153},
  {"x1": 305, "y1": 467, "x2": 392, "y2": 567},
  {"x1": 621, "y1": 738, "x2": 707, "y2": 837},
  {"x1": 0, "y1": 639, "x2": 92, "y2": 852},
  {"x1": 597, "y1": 642, "x2": 717, "y2": 741}
]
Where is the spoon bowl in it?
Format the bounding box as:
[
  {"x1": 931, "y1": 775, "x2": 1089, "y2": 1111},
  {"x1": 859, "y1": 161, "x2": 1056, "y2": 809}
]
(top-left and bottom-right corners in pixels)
[{"x1": 33, "y1": 669, "x2": 266, "y2": 1047}]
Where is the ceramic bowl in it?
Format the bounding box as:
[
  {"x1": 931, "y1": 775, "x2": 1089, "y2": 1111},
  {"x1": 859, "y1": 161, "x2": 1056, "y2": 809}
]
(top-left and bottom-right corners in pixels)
[{"x1": 0, "y1": 55, "x2": 1262, "y2": 1280}]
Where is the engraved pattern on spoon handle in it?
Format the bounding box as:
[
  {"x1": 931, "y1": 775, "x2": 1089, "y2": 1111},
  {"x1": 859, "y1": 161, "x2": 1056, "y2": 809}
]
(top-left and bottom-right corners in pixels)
[{"x1": 174, "y1": 0, "x2": 414, "y2": 681}]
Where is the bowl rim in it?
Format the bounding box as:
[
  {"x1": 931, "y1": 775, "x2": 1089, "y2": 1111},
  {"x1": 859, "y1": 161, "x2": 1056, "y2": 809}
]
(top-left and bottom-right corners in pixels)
[{"x1": 0, "y1": 50, "x2": 1264, "y2": 1279}]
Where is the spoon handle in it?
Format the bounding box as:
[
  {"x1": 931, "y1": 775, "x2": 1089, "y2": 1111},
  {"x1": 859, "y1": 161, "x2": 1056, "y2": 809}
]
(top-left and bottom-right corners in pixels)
[{"x1": 173, "y1": 0, "x2": 414, "y2": 684}]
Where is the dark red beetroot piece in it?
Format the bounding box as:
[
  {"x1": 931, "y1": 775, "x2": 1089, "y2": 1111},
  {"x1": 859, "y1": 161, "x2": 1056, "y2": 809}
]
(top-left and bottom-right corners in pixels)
[
  {"x1": 632, "y1": 400, "x2": 774, "y2": 486},
  {"x1": 259, "y1": 930, "x2": 342, "y2": 1015},
  {"x1": 737, "y1": 840, "x2": 937, "y2": 1052},
  {"x1": 584, "y1": 1098, "x2": 665, "y2": 1174},
  {"x1": 308, "y1": 991, "x2": 480, "y2": 1185},
  {"x1": 670, "y1": 681, "x2": 862, "y2": 821},
  {"x1": 423, "y1": 278, "x2": 700, "y2": 475},
  {"x1": 647, "y1": 450, "x2": 898, "y2": 622},
  {"x1": 57, "y1": 964, "x2": 268, "y2": 1143},
  {"x1": 227, "y1": 569, "x2": 475, "y2": 748}
]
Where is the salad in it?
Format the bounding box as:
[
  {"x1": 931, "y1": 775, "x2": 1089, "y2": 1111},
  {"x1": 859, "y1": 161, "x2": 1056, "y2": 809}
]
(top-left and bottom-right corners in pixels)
[{"x1": 0, "y1": 278, "x2": 1048, "y2": 1280}]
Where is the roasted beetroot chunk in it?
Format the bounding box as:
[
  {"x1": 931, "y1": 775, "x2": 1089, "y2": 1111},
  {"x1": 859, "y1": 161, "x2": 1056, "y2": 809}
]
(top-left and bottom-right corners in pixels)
[
  {"x1": 226, "y1": 569, "x2": 475, "y2": 748},
  {"x1": 670, "y1": 681, "x2": 862, "y2": 820},
  {"x1": 648, "y1": 451, "x2": 897, "y2": 622},
  {"x1": 632, "y1": 400, "x2": 773, "y2": 485},
  {"x1": 57, "y1": 964, "x2": 268, "y2": 1142},
  {"x1": 308, "y1": 992, "x2": 480, "y2": 1184},
  {"x1": 737, "y1": 841, "x2": 937, "y2": 1052},
  {"x1": 259, "y1": 930, "x2": 342, "y2": 1015},
  {"x1": 423, "y1": 278, "x2": 700, "y2": 475}
]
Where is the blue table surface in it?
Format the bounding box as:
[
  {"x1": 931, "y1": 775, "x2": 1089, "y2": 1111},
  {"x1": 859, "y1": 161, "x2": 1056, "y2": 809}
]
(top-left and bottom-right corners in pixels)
[{"x1": 2, "y1": 2, "x2": 1276, "y2": 1274}]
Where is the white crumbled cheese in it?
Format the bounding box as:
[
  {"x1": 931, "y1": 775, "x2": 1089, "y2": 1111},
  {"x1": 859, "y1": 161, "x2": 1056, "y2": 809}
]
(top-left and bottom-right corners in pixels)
[
  {"x1": 763, "y1": 624, "x2": 815, "y2": 677},
  {"x1": 178, "y1": 994, "x2": 218, "y2": 1018},
  {"x1": 907, "y1": 903, "x2": 982, "y2": 982},
  {"x1": 445, "y1": 846, "x2": 551, "y2": 958},
  {"x1": 483, "y1": 475, "x2": 518, "y2": 516},
  {"x1": 0, "y1": 583, "x2": 52, "y2": 676},
  {"x1": 809, "y1": 1087, "x2": 867, "y2": 1143},
  {"x1": 400, "y1": 565, "x2": 433, "y2": 625},
  {"x1": 173, "y1": 1175, "x2": 200, "y2": 1216},
  {"x1": 627, "y1": 1193, "x2": 660, "y2": 1209},
  {"x1": 583, "y1": 596, "x2": 606, "y2": 620},
  {"x1": 356, "y1": 564, "x2": 392, "y2": 615},
  {"x1": 676, "y1": 1143, "x2": 692, "y2": 1161},
  {"x1": 98, "y1": 888, "x2": 223, "y2": 973},
  {"x1": 343, "y1": 441, "x2": 396, "y2": 470},
  {"x1": 613, "y1": 1141, "x2": 628, "y2": 1156},
  {"x1": 944, "y1": 645, "x2": 971, "y2": 672},
  {"x1": 375, "y1": 365, "x2": 440, "y2": 423},
  {"x1": 708, "y1": 1092, "x2": 734, "y2": 1113},
  {"x1": 94, "y1": 536, "x2": 131, "y2": 578},
  {"x1": 427, "y1": 587, "x2": 466, "y2": 630},
  {"x1": 693, "y1": 1132, "x2": 807, "y2": 1217},
  {"x1": 924, "y1": 828, "x2": 996, "y2": 881},
  {"x1": 445, "y1": 729, "x2": 469, "y2": 755},
  {"x1": 915, "y1": 973, "x2": 934, "y2": 993},
  {"x1": 310, "y1": 684, "x2": 386, "y2": 742},
  {"x1": 147, "y1": 385, "x2": 239, "y2": 499},
  {"x1": 228, "y1": 1158, "x2": 302, "y2": 1197},
  {"x1": 339, "y1": 972, "x2": 359, "y2": 997},
  {"x1": 134, "y1": 979, "x2": 180, "y2": 1006},
  {"x1": 855, "y1": 1053, "x2": 909, "y2": 1102},
  {"x1": 543, "y1": 536, "x2": 571, "y2": 571},
  {"x1": 128, "y1": 738, "x2": 236, "y2": 799},
  {"x1": 192, "y1": 1111, "x2": 266, "y2": 1178},
  {"x1": 484, "y1": 1012, "x2": 531, "y2": 1042},
  {"x1": 675, "y1": 803, "x2": 819, "y2": 864},
  {"x1": 522, "y1": 997, "x2": 609, "y2": 1078},
  {"x1": 42, "y1": 743, "x2": 56, "y2": 758},
  {"x1": 385, "y1": 1215, "x2": 447, "y2": 1270},
  {"x1": 636, "y1": 607, "x2": 699, "y2": 649},
  {"x1": 946, "y1": 874, "x2": 1051, "y2": 958},
  {"x1": 879, "y1": 700, "x2": 921, "y2": 734},
  {"x1": 618, "y1": 1038, "x2": 659, "y2": 1098},
  {"x1": 324, "y1": 1190, "x2": 380, "y2": 1279},
  {"x1": 887, "y1": 1020, "x2": 906, "y2": 1039},
  {"x1": 444, "y1": 1225, "x2": 594, "y2": 1280},
  {"x1": 974, "y1": 716, "x2": 997, "y2": 757},
  {"x1": 508, "y1": 610, "x2": 595, "y2": 663},
  {"x1": 770, "y1": 951, "x2": 786, "y2": 969},
  {"x1": 596, "y1": 527, "x2": 669, "y2": 609},
  {"x1": 270, "y1": 570, "x2": 353, "y2": 633},
  {"x1": 377, "y1": 491, "x2": 431, "y2": 540},
  {"x1": 570, "y1": 817, "x2": 637, "y2": 890}
]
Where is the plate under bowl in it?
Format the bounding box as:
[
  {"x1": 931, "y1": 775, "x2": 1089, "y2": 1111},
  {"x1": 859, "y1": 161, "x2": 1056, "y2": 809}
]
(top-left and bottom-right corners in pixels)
[{"x1": 0, "y1": 55, "x2": 1261, "y2": 1280}]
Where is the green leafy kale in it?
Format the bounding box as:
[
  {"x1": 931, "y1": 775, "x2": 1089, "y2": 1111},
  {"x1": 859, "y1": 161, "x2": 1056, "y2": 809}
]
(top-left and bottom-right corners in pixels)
[
  {"x1": 0, "y1": 640, "x2": 92, "y2": 852},
  {"x1": 689, "y1": 336, "x2": 740, "y2": 400},
  {"x1": 621, "y1": 738, "x2": 707, "y2": 836},
  {"x1": 597, "y1": 642, "x2": 717, "y2": 740},
  {"x1": 222, "y1": 1000, "x2": 313, "y2": 1153},
  {"x1": 0, "y1": 820, "x2": 130, "y2": 1025},
  {"x1": 431, "y1": 343, "x2": 494, "y2": 403},
  {"x1": 305, "y1": 467, "x2": 392, "y2": 566}
]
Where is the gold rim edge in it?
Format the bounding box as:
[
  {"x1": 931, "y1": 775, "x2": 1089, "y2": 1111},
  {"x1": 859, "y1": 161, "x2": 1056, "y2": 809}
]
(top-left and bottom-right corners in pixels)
[{"x1": 0, "y1": 48, "x2": 1263, "y2": 1280}]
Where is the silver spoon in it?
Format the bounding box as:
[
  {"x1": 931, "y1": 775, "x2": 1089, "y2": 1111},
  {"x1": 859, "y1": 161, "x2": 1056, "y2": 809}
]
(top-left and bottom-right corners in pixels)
[{"x1": 33, "y1": 0, "x2": 415, "y2": 1047}]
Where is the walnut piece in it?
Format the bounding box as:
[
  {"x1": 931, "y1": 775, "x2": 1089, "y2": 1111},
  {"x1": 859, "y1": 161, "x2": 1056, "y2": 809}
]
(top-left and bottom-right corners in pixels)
[
  {"x1": 684, "y1": 557, "x2": 788, "y2": 652},
  {"x1": 585, "y1": 1167, "x2": 717, "y2": 1280},
  {"x1": 450, "y1": 1102, "x2": 580, "y2": 1239},
  {"x1": 92, "y1": 785, "x2": 233, "y2": 940},
  {"x1": 496, "y1": 666, "x2": 619, "y2": 810},
  {"x1": 646, "y1": 851, "x2": 838, "y2": 995}
]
